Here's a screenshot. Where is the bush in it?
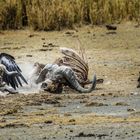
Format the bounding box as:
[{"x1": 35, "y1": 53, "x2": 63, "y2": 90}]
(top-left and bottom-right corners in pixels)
[{"x1": 0, "y1": 0, "x2": 140, "y2": 30}]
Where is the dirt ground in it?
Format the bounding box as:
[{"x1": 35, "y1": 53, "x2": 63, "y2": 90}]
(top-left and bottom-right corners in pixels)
[{"x1": 0, "y1": 22, "x2": 140, "y2": 140}]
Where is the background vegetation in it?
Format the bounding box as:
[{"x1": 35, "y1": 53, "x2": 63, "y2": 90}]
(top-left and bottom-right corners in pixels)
[{"x1": 0, "y1": 0, "x2": 140, "y2": 30}]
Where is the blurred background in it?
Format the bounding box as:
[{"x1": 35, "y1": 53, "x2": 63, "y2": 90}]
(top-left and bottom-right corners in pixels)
[{"x1": 0, "y1": 0, "x2": 140, "y2": 30}]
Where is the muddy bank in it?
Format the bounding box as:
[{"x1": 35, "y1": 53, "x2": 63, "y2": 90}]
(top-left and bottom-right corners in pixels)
[
  {"x1": 0, "y1": 92, "x2": 140, "y2": 140},
  {"x1": 0, "y1": 22, "x2": 140, "y2": 139}
]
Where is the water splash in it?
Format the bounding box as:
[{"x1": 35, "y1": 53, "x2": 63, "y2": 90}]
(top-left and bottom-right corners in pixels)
[{"x1": 17, "y1": 62, "x2": 41, "y2": 94}]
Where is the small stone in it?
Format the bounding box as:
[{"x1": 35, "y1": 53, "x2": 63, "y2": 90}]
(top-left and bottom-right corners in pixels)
[
  {"x1": 85, "y1": 101, "x2": 108, "y2": 107},
  {"x1": 69, "y1": 119, "x2": 75, "y2": 122},
  {"x1": 26, "y1": 54, "x2": 32, "y2": 57},
  {"x1": 42, "y1": 136, "x2": 47, "y2": 139},
  {"x1": 127, "y1": 108, "x2": 136, "y2": 112},
  {"x1": 44, "y1": 120, "x2": 53, "y2": 124},
  {"x1": 131, "y1": 92, "x2": 138, "y2": 95},
  {"x1": 70, "y1": 130, "x2": 73, "y2": 132},
  {"x1": 115, "y1": 102, "x2": 129, "y2": 106},
  {"x1": 64, "y1": 113, "x2": 72, "y2": 116},
  {"x1": 41, "y1": 38, "x2": 45, "y2": 40},
  {"x1": 108, "y1": 93, "x2": 113, "y2": 96}
]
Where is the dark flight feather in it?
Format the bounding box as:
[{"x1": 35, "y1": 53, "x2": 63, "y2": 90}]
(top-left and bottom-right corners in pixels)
[{"x1": 0, "y1": 53, "x2": 27, "y2": 89}]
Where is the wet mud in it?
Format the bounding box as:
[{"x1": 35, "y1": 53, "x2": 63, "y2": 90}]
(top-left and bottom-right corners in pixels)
[{"x1": 0, "y1": 22, "x2": 140, "y2": 139}]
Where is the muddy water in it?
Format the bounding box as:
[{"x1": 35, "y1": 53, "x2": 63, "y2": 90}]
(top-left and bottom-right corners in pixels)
[
  {"x1": 0, "y1": 93, "x2": 140, "y2": 140},
  {"x1": 0, "y1": 22, "x2": 140, "y2": 139}
]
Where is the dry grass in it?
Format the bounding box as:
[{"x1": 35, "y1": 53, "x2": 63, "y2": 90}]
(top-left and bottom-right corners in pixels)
[{"x1": 0, "y1": 0, "x2": 140, "y2": 30}]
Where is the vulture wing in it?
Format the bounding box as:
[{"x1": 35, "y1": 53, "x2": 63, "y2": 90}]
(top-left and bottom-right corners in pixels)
[
  {"x1": 54, "y1": 48, "x2": 89, "y2": 85},
  {"x1": 0, "y1": 53, "x2": 27, "y2": 89}
]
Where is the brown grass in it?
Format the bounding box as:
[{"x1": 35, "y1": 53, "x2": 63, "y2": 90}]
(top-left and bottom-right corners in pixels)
[{"x1": 0, "y1": 0, "x2": 140, "y2": 30}]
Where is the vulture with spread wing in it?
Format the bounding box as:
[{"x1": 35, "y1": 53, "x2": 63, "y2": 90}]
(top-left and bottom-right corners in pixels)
[
  {"x1": 35, "y1": 47, "x2": 96, "y2": 93},
  {"x1": 54, "y1": 47, "x2": 90, "y2": 86},
  {"x1": 0, "y1": 53, "x2": 27, "y2": 92}
]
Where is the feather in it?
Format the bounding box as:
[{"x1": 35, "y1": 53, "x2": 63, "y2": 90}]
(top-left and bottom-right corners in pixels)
[
  {"x1": 56, "y1": 48, "x2": 89, "y2": 85},
  {"x1": 60, "y1": 47, "x2": 88, "y2": 71},
  {"x1": 62, "y1": 56, "x2": 88, "y2": 75},
  {"x1": 0, "y1": 53, "x2": 27, "y2": 89}
]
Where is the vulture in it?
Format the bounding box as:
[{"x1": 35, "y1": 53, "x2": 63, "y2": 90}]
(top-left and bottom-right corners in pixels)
[
  {"x1": 35, "y1": 47, "x2": 97, "y2": 93},
  {"x1": 0, "y1": 53, "x2": 27, "y2": 90},
  {"x1": 54, "y1": 47, "x2": 90, "y2": 86}
]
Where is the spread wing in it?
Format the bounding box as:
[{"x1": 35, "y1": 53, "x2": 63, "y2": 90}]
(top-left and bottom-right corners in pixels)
[
  {"x1": 0, "y1": 53, "x2": 27, "y2": 89},
  {"x1": 54, "y1": 48, "x2": 89, "y2": 85}
]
